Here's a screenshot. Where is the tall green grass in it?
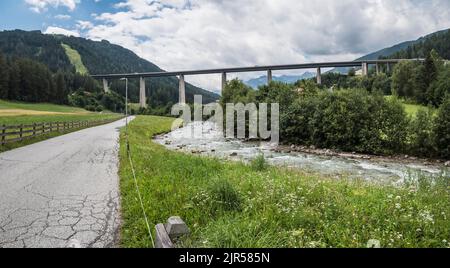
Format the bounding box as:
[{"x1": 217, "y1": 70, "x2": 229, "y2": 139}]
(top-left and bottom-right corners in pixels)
[{"x1": 119, "y1": 116, "x2": 450, "y2": 248}]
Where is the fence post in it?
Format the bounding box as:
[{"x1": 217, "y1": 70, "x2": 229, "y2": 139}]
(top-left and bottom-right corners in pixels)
[
  {"x1": 1, "y1": 124, "x2": 5, "y2": 145},
  {"x1": 20, "y1": 124, "x2": 23, "y2": 141},
  {"x1": 33, "y1": 123, "x2": 36, "y2": 136}
]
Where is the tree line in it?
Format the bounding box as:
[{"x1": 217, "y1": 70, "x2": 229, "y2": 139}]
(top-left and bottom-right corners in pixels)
[
  {"x1": 0, "y1": 51, "x2": 125, "y2": 113},
  {"x1": 221, "y1": 54, "x2": 450, "y2": 159}
]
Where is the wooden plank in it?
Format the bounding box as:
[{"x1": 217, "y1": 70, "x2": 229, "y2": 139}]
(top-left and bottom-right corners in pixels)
[{"x1": 155, "y1": 224, "x2": 174, "y2": 249}]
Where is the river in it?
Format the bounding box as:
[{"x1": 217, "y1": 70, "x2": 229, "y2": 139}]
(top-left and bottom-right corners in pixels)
[{"x1": 154, "y1": 121, "x2": 448, "y2": 185}]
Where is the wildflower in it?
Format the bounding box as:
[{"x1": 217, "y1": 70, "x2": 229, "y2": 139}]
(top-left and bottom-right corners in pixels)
[
  {"x1": 367, "y1": 239, "x2": 381, "y2": 248},
  {"x1": 419, "y1": 210, "x2": 435, "y2": 224},
  {"x1": 395, "y1": 203, "x2": 401, "y2": 209}
]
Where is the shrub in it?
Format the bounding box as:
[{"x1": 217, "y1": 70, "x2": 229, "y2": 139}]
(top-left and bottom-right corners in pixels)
[
  {"x1": 408, "y1": 108, "x2": 435, "y2": 157},
  {"x1": 433, "y1": 97, "x2": 450, "y2": 159}
]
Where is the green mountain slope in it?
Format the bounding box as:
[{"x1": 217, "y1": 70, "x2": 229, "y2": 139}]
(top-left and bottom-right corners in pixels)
[
  {"x1": 0, "y1": 30, "x2": 219, "y2": 104},
  {"x1": 331, "y1": 28, "x2": 450, "y2": 74}
]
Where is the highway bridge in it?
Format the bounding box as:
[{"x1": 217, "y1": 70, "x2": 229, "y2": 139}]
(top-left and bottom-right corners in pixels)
[{"x1": 91, "y1": 59, "x2": 423, "y2": 108}]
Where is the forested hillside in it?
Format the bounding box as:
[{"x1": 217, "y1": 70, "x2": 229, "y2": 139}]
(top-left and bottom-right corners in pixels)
[
  {"x1": 0, "y1": 30, "x2": 219, "y2": 112},
  {"x1": 386, "y1": 29, "x2": 450, "y2": 60}
]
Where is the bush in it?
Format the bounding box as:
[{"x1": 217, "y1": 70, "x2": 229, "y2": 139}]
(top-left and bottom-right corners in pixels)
[
  {"x1": 433, "y1": 97, "x2": 450, "y2": 159},
  {"x1": 284, "y1": 89, "x2": 409, "y2": 155},
  {"x1": 408, "y1": 109, "x2": 435, "y2": 157}
]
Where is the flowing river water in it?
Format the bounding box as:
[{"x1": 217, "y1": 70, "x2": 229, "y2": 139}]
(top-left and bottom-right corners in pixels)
[{"x1": 154, "y1": 121, "x2": 448, "y2": 185}]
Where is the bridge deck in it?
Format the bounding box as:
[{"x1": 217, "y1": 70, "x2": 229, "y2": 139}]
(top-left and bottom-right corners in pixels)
[{"x1": 91, "y1": 59, "x2": 421, "y2": 79}]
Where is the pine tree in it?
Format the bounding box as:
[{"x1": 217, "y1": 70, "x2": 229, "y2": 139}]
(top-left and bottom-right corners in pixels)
[
  {"x1": 8, "y1": 60, "x2": 21, "y2": 101},
  {"x1": 56, "y1": 71, "x2": 67, "y2": 104},
  {"x1": 0, "y1": 52, "x2": 9, "y2": 99}
]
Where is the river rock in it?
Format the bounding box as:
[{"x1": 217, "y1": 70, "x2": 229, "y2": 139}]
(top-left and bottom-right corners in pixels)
[
  {"x1": 445, "y1": 161, "x2": 450, "y2": 167},
  {"x1": 230, "y1": 152, "x2": 238, "y2": 157}
]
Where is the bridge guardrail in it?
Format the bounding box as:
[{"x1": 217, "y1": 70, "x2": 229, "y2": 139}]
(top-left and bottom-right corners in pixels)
[{"x1": 0, "y1": 117, "x2": 124, "y2": 145}]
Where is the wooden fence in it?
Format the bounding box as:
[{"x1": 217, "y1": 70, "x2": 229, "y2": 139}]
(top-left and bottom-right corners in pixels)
[{"x1": 0, "y1": 118, "x2": 122, "y2": 145}]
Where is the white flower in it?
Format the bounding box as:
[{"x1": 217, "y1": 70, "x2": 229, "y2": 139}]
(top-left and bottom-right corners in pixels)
[
  {"x1": 395, "y1": 203, "x2": 402, "y2": 209},
  {"x1": 367, "y1": 239, "x2": 381, "y2": 248}
]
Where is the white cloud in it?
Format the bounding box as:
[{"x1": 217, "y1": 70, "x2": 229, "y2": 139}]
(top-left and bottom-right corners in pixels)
[
  {"x1": 81, "y1": 0, "x2": 450, "y2": 92},
  {"x1": 54, "y1": 14, "x2": 71, "y2": 20},
  {"x1": 44, "y1": 26, "x2": 80, "y2": 37},
  {"x1": 25, "y1": 0, "x2": 80, "y2": 13}
]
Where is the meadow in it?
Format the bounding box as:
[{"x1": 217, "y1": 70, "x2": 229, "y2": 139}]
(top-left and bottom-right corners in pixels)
[
  {"x1": 0, "y1": 100, "x2": 123, "y2": 152},
  {"x1": 119, "y1": 115, "x2": 450, "y2": 248}
]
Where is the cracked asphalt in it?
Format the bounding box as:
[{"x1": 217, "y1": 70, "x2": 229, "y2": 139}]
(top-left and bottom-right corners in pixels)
[{"x1": 0, "y1": 117, "x2": 131, "y2": 248}]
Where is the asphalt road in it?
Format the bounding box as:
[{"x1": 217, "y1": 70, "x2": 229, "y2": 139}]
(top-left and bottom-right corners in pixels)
[{"x1": 0, "y1": 117, "x2": 131, "y2": 248}]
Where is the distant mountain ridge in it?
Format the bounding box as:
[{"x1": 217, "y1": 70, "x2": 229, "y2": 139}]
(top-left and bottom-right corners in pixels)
[
  {"x1": 244, "y1": 72, "x2": 316, "y2": 88},
  {"x1": 0, "y1": 30, "x2": 220, "y2": 104},
  {"x1": 331, "y1": 28, "x2": 450, "y2": 74}
]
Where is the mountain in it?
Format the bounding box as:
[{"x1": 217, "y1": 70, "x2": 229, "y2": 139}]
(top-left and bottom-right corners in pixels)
[
  {"x1": 244, "y1": 72, "x2": 316, "y2": 88},
  {"x1": 331, "y1": 28, "x2": 450, "y2": 74},
  {"x1": 0, "y1": 30, "x2": 220, "y2": 104}
]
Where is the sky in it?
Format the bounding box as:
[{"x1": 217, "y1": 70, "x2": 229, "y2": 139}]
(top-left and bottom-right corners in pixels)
[{"x1": 0, "y1": 0, "x2": 449, "y2": 93}]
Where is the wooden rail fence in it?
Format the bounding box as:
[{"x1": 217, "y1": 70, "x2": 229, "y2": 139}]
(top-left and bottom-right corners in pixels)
[{"x1": 0, "y1": 118, "x2": 122, "y2": 145}]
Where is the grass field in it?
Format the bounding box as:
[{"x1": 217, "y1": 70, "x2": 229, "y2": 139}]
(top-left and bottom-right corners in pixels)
[
  {"x1": 385, "y1": 96, "x2": 433, "y2": 117},
  {"x1": 119, "y1": 115, "x2": 450, "y2": 248},
  {"x1": 0, "y1": 100, "x2": 121, "y2": 125},
  {"x1": 0, "y1": 100, "x2": 123, "y2": 152}
]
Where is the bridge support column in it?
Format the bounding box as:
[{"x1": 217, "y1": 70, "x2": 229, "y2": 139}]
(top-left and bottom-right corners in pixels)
[
  {"x1": 386, "y1": 63, "x2": 390, "y2": 73},
  {"x1": 139, "y1": 77, "x2": 147, "y2": 108},
  {"x1": 179, "y1": 75, "x2": 186, "y2": 104},
  {"x1": 221, "y1": 72, "x2": 227, "y2": 95},
  {"x1": 376, "y1": 63, "x2": 380, "y2": 75},
  {"x1": 102, "y1": 79, "x2": 110, "y2": 93},
  {"x1": 362, "y1": 62, "x2": 369, "y2": 76},
  {"x1": 316, "y1": 67, "x2": 322, "y2": 85},
  {"x1": 267, "y1": 70, "x2": 273, "y2": 84}
]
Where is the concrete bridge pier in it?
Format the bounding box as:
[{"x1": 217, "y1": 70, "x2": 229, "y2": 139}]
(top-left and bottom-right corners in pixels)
[
  {"x1": 376, "y1": 63, "x2": 380, "y2": 75},
  {"x1": 267, "y1": 70, "x2": 273, "y2": 84},
  {"x1": 102, "y1": 79, "x2": 110, "y2": 93},
  {"x1": 179, "y1": 75, "x2": 186, "y2": 104},
  {"x1": 362, "y1": 62, "x2": 369, "y2": 76},
  {"x1": 139, "y1": 77, "x2": 147, "y2": 108},
  {"x1": 316, "y1": 67, "x2": 322, "y2": 85},
  {"x1": 221, "y1": 72, "x2": 227, "y2": 95},
  {"x1": 386, "y1": 63, "x2": 391, "y2": 73}
]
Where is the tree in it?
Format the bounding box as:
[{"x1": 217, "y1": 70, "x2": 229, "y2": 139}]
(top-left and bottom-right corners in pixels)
[
  {"x1": 427, "y1": 65, "x2": 450, "y2": 107},
  {"x1": 55, "y1": 71, "x2": 68, "y2": 104},
  {"x1": 0, "y1": 52, "x2": 9, "y2": 99},
  {"x1": 8, "y1": 60, "x2": 21, "y2": 101},
  {"x1": 391, "y1": 61, "x2": 427, "y2": 103},
  {"x1": 433, "y1": 97, "x2": 450, "y2": 159}
]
